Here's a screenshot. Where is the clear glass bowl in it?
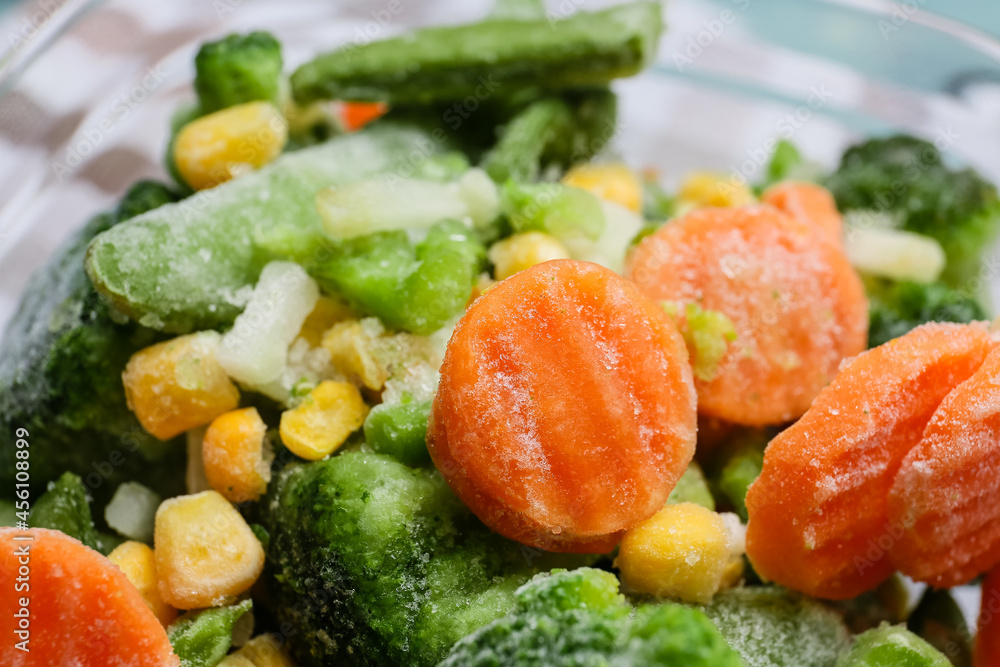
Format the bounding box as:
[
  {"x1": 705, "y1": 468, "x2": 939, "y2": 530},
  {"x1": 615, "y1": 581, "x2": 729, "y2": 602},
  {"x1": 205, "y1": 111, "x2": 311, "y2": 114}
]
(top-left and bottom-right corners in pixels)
[
  {"x1": 2, "y1": 0, "x2": 1000, "y2": 329},
  {"x1": 0, "y1": 0, "x2": 997, "y2": 628}
]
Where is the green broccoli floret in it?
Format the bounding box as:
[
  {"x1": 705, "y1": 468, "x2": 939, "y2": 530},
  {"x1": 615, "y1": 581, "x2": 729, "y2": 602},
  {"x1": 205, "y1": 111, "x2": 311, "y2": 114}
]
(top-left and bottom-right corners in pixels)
[
  {"x1": 29, "y1": 472, "x2": 106, "y2": 553},
  {"x1": 825, "y1": 135, "x2": 1000, "y2": 285},
  {"x1": 703, "y1": 586, "x2": 852, "y2": 667},
  {"x1": 0, "y1": 182, "x2": 185, "y2": 506},
  {"x1": 441, "y1": 568, "x2": 745, "y2": 666},
  {"x1": 262, "y1": 452, "x2": 593, "y2": 666},
  {"x1": 194, "y1": 32, "x2": 283, "y2": 114},
  {"x1": 115, "y1": 180, "x2": 180, "y2": 221},
  {"x1": 866, "y1": 279, "x2": 987, "y2": 348}
]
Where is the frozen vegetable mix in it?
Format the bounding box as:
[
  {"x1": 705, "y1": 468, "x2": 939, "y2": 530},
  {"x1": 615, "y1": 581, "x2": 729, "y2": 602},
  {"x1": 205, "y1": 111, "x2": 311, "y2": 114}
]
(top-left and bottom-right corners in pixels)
[{"x1": 3, "y1": 3, "x2": 996, "y2": 666}]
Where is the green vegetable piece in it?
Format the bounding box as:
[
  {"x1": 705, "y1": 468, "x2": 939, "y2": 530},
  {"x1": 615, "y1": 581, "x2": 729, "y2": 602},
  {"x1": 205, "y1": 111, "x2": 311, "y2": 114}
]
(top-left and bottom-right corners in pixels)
[
  {"x1": 624, "y1": 604, "x2": 748, "y2": 667},
  {"x1": 837, "y1": 624, "x2": 950, "y2": 667},
  {"x1": 291, "y1": 3, "x2": 662, "y2": 106},
  {"x1": 28, "y1": 472, "x2": 102, "y2": 553},
  {"x1": 717, "y1": 441, "x2": 766, "y2": 522},
  {"x1": 866, "y1": 279, "x2": 987, "y2": 348},
  {"x1": 826, "y1": 135, "x2": 1000, "y2": 285},
  {"x1": 263, "y1": 452, "x2": 593, "y2": 666},
  {"x1": 907, "y1": 589, "x2": 972, "y2": 667},
  {"x1": 642, "y1": 179, "x2": 676, "y2": 221},
  {"x1": 316, "y1": 220, "x2": 485, "y2": 335},
  {"x1": 483, "y1": 98, "x2": 573, "y2": 183},
  {"x1": 86, "y1": 125, "x2": 451, "y2": 332},
  {"x1": 363, "y1": 399, "x2": 432, "y2": 466},
  {"x1": 116, "y1": 180, "x2": 180, "y2": 222},
  {"x1": 0, "y1": 190, "x2": 185, "y2": 507},
  {"x1": 757, "y1": 139, "x2": 824, "y2": 191},
  {"x1": 765, "y1": 140, "x2": 803, "y2": 185},
  {"x1": 195, "y1": 32, "x2": 283, "y2": 114},
  {"x1": 668, "y1": 302, "x2": 738, "y2": 382},
  {"x1": 668, "y1": 462, "x2": 716, "y2": 510},
  {"x1": 442, "y1": 568, "x2": 744, "y2": 666},
  {"x1": 483, "y1": 90, "x2": 618, "y2": 184},
  {"x1": 168, "y1": 599, "x2": 253, "y2": 667},
  {"x1": 515, "y1": 567, "x2": 624, "y2": 613},
  {"x1": 502, "y1": 181, "x2": 604, "y2": 241},
  {"x1": 704, "y1": 586, "x2": 852, "y2": 667}
]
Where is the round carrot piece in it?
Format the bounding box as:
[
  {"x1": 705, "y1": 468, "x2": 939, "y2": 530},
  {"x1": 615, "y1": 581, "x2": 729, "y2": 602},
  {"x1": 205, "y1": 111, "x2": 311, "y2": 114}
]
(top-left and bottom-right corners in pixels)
[
  {"x1": 0, "y1": 527, "x2": 179, "y2": 666},
  {"x1": 203, "y1": 407, "x2": 271, "y2": 503},
  {"x1": 745, "y1": 323, "x2": 993, "y2": 599},
  {"x1": 626, "y1": 205, "x2": 867, "y2": 426},
  {"x1": 762, "y1": 181, "x2": 843, "y2": 242},
  {"x1": 428, "y1": 259, "x2": 697, "y2": 553},
  {"x1": 977, "y1": 565, "x2": 1000, "y2": 667},
  {"x1": 889, "y1": 345, "x2": 1000, "y2": 588}
]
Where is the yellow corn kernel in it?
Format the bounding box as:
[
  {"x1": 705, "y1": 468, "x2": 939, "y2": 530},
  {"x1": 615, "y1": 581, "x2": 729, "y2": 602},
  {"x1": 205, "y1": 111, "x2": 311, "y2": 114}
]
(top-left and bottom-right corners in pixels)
[
  {"x1": 488, "y1": 232, "x2": 571, "y2": 281},
  {"x1": 223, "y1": 634, "x2": 296, "y2": 667},
  {"x1": 563, "y1": 162, "x2": 643, "y2": 213},
  {"x1": 279, "y1": 381, "x2": 369, "y2": 460},
  {"x1": 123, "y1": 331, "x2": 240, "y2": 441},
  {"x1": 298, "y1": 296, "x2": 355, "y2": 347},
  {"x1": 155, "y1": 490, "x2": 264, "y2": 609},
  {"x1": 174, "y1": 101, "x2": 288, "y2": 190},
  {"x1": 107, "y1": 541, "x2": 177, "y2": 627},
  {"x1": 203, "y1": 408, "x2": 272, "y2": 503},
  {"x1": 614, "y1": 502, "x2": 745, "y2": 604},
  {"x1": 322, "y1": 320, "x2": 387, "y2": 390},
  {"x1": 678, "y1": 171, "x2": 755, "y2": 211}
]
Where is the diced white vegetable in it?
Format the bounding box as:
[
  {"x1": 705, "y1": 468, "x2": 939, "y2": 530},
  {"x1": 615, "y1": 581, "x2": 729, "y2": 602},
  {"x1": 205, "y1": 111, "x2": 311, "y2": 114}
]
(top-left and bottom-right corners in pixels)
[
  {"x1": 563, "y1": 200, "x2": 644, "y2": 274},
  {"x1": 104, "y1": 481, "x2": 161, "y2": 543},
  {"x1": 186, "y1": 427, "x2": 210, "y2": 495},
  {"x1": 316, "y1": 168, "x2": 499, "y2": 238},
  {"x1": 218, "y1": 261, "x2": 320, "y2": 386},
  {"x1": 255, "y1": 336, "x2": 343, "y2": 407},
  {"x1": 458, "y1": 168, "x2": 501, "y2": 228},
  {"x1": 844, "y1": 226, "x2": 945, "y2": 284}
]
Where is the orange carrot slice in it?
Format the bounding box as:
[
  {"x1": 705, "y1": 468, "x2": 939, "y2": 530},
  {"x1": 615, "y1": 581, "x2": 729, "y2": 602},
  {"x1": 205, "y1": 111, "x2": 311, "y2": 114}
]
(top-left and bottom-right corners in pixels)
[
  {"x1": 0, "y1": 527, "x2": 179, "y2": 666},
  {"x1": 340, "y1": 101, "x2": 388, "y2": 132},
  {"x1": 978, "y1": 565, "x2": 1000, "y2": 667},
  {"x1": 745, "y1": 323, "x2": 993, "y2": 599},
  {"x1": 889, "y1": 345, "x2": 1000, "y2": 587},
  {"x1": 762, "y1": 181, "x2": 843, "y2": 242},
  {"x1": 428, "y1": 259, "x2": 697, "y2": 553},
  {"x1": 626, "y1": 204, "x2": 867, "y2": 426}
]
